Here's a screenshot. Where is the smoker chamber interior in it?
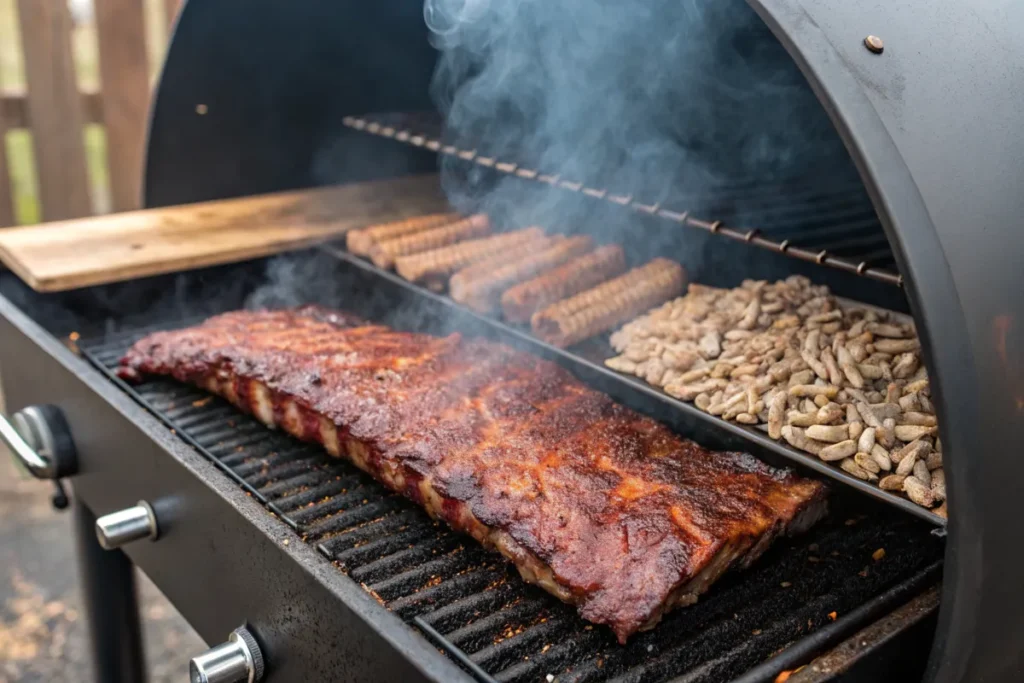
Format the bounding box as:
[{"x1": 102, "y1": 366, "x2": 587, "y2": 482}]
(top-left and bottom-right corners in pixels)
[{"x1": 8, "y1": 249, "x2": 942, "y2": 683}]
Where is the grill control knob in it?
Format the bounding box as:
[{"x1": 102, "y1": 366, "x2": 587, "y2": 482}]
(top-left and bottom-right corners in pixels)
[
  {"x1": 95, "y1": 501, "x2": 159, "y2": 549},
  {"x1": 190, "y1": 625, "x2": 266, "y2": 683}
]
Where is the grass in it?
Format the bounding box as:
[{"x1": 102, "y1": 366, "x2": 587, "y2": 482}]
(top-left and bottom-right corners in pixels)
[{"x1": 1, "y1": 0, "x2": 169, "y2": 224}]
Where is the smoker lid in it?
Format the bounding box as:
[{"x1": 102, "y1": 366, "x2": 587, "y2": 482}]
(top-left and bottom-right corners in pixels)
[{"x1": 748, "y1": 1, "x2": 1024, "y2": 681}]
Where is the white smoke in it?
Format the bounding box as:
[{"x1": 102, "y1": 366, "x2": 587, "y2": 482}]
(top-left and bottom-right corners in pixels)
[{"x1": 422, "y1": 0, "x2": 854, "y2": 279}]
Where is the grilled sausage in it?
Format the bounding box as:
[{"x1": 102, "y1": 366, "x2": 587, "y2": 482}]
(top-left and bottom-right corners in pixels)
[
  {"x1": 501, "y1": 245, "x2": 627, "y2": 323},
  {"x1": 450, "y1": 235, "x2": 594, "y2": 313},
  {"x1": 346, "y1": 212, "x2": 462, "y2": 256},
  {"x1": 532, "y1": 258, "x2": 686, "y2": 348},
  {"x1": 370, "y1": 214, "x2": 490, "y2": 269},
  {"x1": 395, "y1": 228, "x2": 546, "y2": 288}
]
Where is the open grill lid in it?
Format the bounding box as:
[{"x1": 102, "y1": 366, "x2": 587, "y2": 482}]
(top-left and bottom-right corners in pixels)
[{"x1": 145, "y1": 1, "x2": 1024, "y2": 682}]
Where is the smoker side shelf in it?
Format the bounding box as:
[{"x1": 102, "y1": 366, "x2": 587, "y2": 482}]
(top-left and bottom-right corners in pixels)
[{"x1": 318, "y1": 243, "x2": 943, "y2": 526}]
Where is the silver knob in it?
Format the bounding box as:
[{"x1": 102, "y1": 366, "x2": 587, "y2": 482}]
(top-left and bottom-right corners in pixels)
[
  {"x1": 190, "y1": 626, "x2": 265, "y2": 683},
  {"x1": 95, "y1": 501, "x2": 159, "y2": 549}
]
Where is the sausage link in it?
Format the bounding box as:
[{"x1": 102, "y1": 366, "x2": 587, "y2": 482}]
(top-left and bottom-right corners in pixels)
[
  {"x1": 501, "y1": 245, "x2": 626, "y2": 323},
  {"x1": 346, "y1": 212, "x2": 462, "y2": 255},
  {"x1": 532, "y1": 258, "x2": 686, "y2": 348},
  {"x1": 370, "y1": 214, "x2": 490, "y2": 268},
  {"x1": 451, "y1": 235, "x2": 594, "y2": 313},
  {"x1": 395, "y1": 228, "x2": 546, "y2": 288}
]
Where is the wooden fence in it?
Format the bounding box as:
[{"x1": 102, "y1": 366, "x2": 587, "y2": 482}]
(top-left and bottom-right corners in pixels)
[{"x1": 0, "y1": 0, "x2": 183, "y2": 227}]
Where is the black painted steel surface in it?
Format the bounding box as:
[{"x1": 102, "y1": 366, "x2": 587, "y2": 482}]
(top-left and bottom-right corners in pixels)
[
  {"x1": 145, "y1": 0, "x2": 439, "y2": 207},
  {"x1": 747, "y1": 3, "x2": 1024, "y2": 681}
]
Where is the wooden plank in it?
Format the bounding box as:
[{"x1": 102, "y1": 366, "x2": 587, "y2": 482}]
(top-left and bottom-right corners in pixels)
[
  {"x1": 95, "y1": 0, "x2": 151, "y2": 212},
  {"x1": 0, "y1": 88, "x2": 104, "y2": 128},
  {"x1": 0, "y1": 174, "x2": 448, "y2": 292},
  {"x1": 0, "y1": 101, "x2": 14, "y2": 227},
  {"x1": 165, "y1": 0, "x2": 183, "y2": 29},
  {"x1": 16, "y1": 0, "x2": 91, "y2": 221}
]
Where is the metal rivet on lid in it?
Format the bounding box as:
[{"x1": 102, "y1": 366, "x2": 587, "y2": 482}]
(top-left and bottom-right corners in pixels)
[{"x1": 864, "y1": 35, "x2": 884, "y2": 54}]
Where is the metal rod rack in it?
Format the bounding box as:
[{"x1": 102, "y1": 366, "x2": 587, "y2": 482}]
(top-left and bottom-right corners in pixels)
[{"x1": 342, "y1": 115, "x2": 904, "y2": 287}]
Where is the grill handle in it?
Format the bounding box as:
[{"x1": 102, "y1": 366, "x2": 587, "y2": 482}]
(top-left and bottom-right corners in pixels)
[
  {"x1": 1, "y1": 405, "x2": 77, "y2": 482},
  {"x1": 0, "y1": 408, "x2": 55, "y2": 478},
  {"x1": 1, "y1": 406, "x2": 78, "y2": 509}
]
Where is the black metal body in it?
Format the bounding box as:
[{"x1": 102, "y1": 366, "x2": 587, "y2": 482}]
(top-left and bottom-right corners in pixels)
[
  {"x1": 140, "y1": 1, "x2": 1024, "y2": 681},
  {"x1": 747, "y1": 4, "x2": 1024, "y2": 681}
]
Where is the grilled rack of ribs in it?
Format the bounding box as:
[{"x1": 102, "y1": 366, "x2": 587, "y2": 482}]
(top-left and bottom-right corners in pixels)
[{"x1": 119, "y1": 306, "x2": 827, "y2": 642}]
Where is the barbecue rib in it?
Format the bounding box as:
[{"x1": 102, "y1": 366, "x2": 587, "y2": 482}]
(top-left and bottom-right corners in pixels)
[{"x1": 118, "y1": 306, "x2": 827, "y2": 642}]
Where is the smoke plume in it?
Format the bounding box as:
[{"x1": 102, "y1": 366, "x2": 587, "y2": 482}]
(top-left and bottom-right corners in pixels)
[{"x1": 424, "y1": 0, "x2": 857, "y2": 280}]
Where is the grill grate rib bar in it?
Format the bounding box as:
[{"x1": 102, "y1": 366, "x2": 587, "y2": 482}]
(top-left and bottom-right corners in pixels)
[
  {"x1": 606, "y1": 589, "x2": 861, "y2": 683},
  {"x1": 290, "y1": 486, "x2": 401, "y2": 528},
  {"x1": 267, "y1": 476, "x2": 354, "y2": 511},
  {"x1": 135, "y1": 385, "x2": 206, "y2": 407},
  {"x1": 416, "y1": 577, "x2": 522, "y2": 631},
  {"x1": 444, "y1": 598, "x2": 554, "y2": 652},
  {"x1": 216, "y1": 441, "x2": 305, "y2": 467},
  {"x1": 415, "y1": 617, "x2": 501, "y2": 683},
  {"x1": 334, "y1": 527, "x2": 452, "y2": 569},
  {"x1": 471, "y1": 618, "x2": 574, "y2": 671},
  {"x1": 205, "y1": 429, "x2": 284, "y2": 455},
  {"x1": 367, "y1": 548, "x2": 488, "y2": 603},
  {"x1": 184, "y1": 420, "x2": 273, "y2": 442},
  {"x1": 388, "y1": 567, "x2": 509, "y2": 621},
  {"x1": 228, "y1": 444, "x2": 320, "y2": 469},
  {"x1": 263, "y1": 470, "x2": 363, "y2": 498},
  {"x1": 301, "y1": 496, "x2": 407, "y2": 540},
  {"x1": 492, "y1": 629, "x2": 607, "y2": 683},
  {"x1": 80, "y1": 327, "x2": 943, "y2": 683},
  {"x1": 166, "y1": 405, "x2": 248, "y2": 429},
  {"x1": 316, "y1": 508, "x2": 428, "y2": 557},
  {"x1": 237, "y1": 458, "x2": 333, "y2": 489},
  {"x1": 349, "y1": 535, "x2": 466, "y2": 584}
]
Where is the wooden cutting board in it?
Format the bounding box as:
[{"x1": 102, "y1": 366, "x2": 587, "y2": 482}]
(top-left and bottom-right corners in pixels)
[{"x1": 0, "y1": 173, "x2": 448, "y2": 292}]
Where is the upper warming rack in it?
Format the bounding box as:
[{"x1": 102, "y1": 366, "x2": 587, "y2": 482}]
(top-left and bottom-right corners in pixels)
[{"x1": 342, "y1": 115, "x2": 903, "y2": 288}]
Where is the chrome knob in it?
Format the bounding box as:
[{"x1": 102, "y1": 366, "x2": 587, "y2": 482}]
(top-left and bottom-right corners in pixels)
[
  {"x1": 190, "y1": 626, "x2": 265, "y2": 683},
  {"x1": 95, "y1": 501, "x2": 159, "y2": 549}
]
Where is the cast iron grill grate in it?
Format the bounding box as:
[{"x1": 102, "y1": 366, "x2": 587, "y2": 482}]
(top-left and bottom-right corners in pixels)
[{"x1": 81, "y1": 324, "x2": 942, "y2": 683}]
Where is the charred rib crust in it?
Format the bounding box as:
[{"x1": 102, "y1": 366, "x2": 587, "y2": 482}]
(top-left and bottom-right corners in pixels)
[{"x1": 119, "y1": 306, "x2": 827, "y2": 642}]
